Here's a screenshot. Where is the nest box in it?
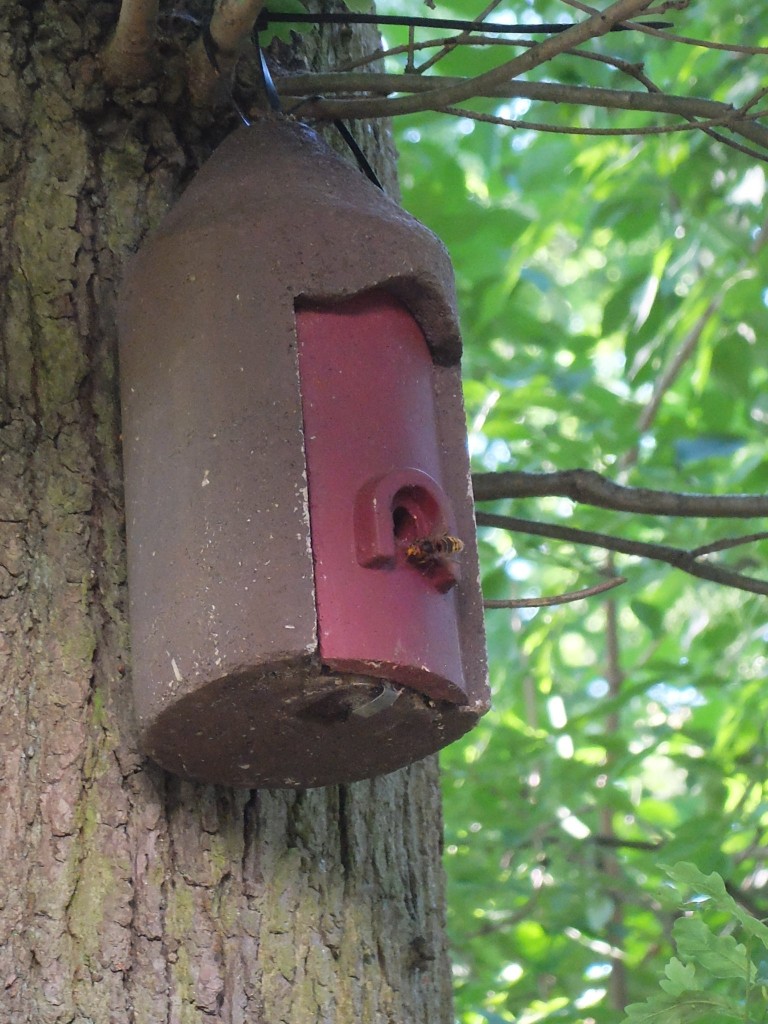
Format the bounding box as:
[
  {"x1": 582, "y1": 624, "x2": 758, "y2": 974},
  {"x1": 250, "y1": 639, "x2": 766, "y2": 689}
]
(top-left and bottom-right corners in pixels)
[{"x1": 118, "y1": 119, "x2": 489, "y2": 788}]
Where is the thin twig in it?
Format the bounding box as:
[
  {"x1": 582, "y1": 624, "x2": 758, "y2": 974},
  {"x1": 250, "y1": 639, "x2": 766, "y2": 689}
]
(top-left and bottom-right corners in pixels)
[
  {"x1": 560, "y1": 0, "x2": 768, "y2": 53},
  {"x1": 593, "y1": 834, "x2": 663, "y2": 851},
  {"x1": 632, "y1": 294, "x2": 722, "y2": 454},
  {"x1": 102, "y1": 0, "x2": 159, "y2": 85},
  {"x1": 692, "y1": 532, "x2": 768, "y2": 558},
  {"x1": 331, "y1": 31, "x2": 676, "y2": 82},
  {"x1": 416, "y1": 0, "x2": 507, "y2": 75},
  {"x1": 624, "y1": 24, "x2": 768, "y2": 55},
  {"x1": 443, "y1": 105, "x2": 738, "y2": 137},
  {"x1": 484, "y1": 575, "x2": 626, "y2": 608},
  {"x1": 629, "y1": 266, "x2": 754, "y2": 465},
  {"x1": 739, "y1": 86, "x2": 768, "y2": 116},
  {"x1": 476, "y1": 512, "x2": 768, "y2": 596},
  {"x1": 601, "y1": 557, "x2": 627, "y2": 1012},
  {"x1": 560, "y1": 0, "x2": 682, "y2": 18},
  {"x1": 689, "y1": 130, "x2": 768, "y2": 164},
  {"x1": 330, "y1": 33, "x2": 611, "y2": 75},
  {"x1": 293, "y1": 0, "x2": 657, "y2": 120},
  {"x1": 405, "y1": 25, "x2": 416, "y2": 74},
  {"x1": 472, "y1": 468, "x2": 768, "y2": 519}
]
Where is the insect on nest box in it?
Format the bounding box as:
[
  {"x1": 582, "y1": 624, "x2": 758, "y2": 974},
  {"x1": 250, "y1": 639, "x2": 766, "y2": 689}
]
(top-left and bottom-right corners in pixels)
[{"x1": 118, "y1": 118, "x2": 489, "y2": 788}]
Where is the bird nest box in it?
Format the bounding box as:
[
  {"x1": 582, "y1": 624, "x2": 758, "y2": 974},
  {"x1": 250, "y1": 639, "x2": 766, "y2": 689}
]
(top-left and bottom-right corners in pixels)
[{"x1": 118, "y1": 119, "x2": 489, "y2": 788}]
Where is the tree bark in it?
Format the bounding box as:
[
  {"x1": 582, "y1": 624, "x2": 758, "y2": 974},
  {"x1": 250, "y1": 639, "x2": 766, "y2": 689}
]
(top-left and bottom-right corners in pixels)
[{"x1": 0, "y1": 4, "x2": 452, "y2": 1021}]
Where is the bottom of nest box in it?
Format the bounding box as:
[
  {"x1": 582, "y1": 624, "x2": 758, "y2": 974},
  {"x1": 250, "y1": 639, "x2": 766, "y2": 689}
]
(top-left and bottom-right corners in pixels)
[{"x1": 138, "y1": 658, "x2": 486, "y2": 789}]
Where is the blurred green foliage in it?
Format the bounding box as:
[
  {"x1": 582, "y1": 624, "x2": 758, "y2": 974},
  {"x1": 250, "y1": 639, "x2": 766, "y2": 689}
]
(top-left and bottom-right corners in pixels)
[
  {"x1": 392, "y1": 1, "x2": 768, "y2": 1020},
  {"x1": 624, "y1": 863, "x2": 768, "y2": 1023}
]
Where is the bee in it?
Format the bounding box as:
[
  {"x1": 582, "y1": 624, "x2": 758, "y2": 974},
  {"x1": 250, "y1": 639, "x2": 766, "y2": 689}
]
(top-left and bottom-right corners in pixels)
[{"x1": 405, "y1": 534, "x2": 464, "y2": 568}]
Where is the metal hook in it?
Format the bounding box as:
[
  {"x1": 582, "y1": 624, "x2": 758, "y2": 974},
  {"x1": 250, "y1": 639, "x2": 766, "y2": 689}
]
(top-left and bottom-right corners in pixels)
[{"x1": 253, "y1": 27, "x2": 282, "y2": 114}]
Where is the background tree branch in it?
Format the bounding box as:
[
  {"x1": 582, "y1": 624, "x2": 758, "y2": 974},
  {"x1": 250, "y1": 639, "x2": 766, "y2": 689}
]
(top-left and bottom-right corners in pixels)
[
  {"x1": 476, "y1": 511, "x2": 768, "y2": 595},
  {"x1": 484, "y1": 575, "x2": 626, "y2": 608},
  {"x1": 102, "y1": 0, "x2": 768, "y2": 162},
  {"x1": 472, "y1": 468, "x2": 768, "y2": 518},
  {"x1": 332, "y1": 0, "x2": 656, "y2": 115},
  {"x1": 277, "y1": 75, "x2": 768, "y2": 157}
]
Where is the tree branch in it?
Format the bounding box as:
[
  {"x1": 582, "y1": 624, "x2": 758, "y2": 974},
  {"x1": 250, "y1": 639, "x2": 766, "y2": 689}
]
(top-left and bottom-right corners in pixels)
[
  {"x1": 692, "y1": 532, "x2": 768, "y2": 558},
  {"x1": 277, "y1": 75, "x2": 768, "y2": 157},
  {"x1": 476, "y1": 511, "x2": 768, "y2": 595},
  {"x1": 284, "y1": 0, "x2": 656, "y2": 120},
  {"x1": 472, "y1": 468, "x2": 768, "y2": 519},
  {"x1": 188, "y1": 0, "x2": 266, "y2": 104},
  {"x1": 442, "y1": 105, "x2": 735, "y2": 138},
  {"x1": 484, "y1": 575, "x2": 626, "y2": 608},
  {"x1": 414, "y1": 0, "x2": 507, "y2": 75},
  {"x1": 636, "y1": 295, "x2": 722, "y2": 438},
  {"x1": 102, "y1": 0, "x2": 159, "y2": 85},
  {"x1": 628, "y1": 23, "x2": 768, "y2": 56},
  {"x1": 278, "y1": 72, "x2": 732, "y2": 116}
]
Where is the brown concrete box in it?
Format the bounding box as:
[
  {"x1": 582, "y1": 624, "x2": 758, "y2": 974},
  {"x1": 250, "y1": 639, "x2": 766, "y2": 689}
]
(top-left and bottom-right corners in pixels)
[{"x1": 118, "y1": 119, "x2": 489, "y2": 788}]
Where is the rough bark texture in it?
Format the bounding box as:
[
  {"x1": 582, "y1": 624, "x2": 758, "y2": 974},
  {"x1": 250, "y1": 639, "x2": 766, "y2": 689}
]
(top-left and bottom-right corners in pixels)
[{"x1": 0, "y1": 3, "x2": 453, "y2": 1021}]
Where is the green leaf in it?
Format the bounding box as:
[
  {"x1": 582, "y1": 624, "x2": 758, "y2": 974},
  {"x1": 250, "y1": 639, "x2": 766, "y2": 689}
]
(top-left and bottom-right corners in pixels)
[
  {"x1": 659, "y1": 957, "x2": 700, "y2": 996},
  {"x1": 624, "y1": 990, "x2": 746, "y2": 1023},
  {"x1": 397, "y1": 15, "x2": 768, "y2": 1020},
  {"x1": 666, "y1": 864, "x2": 768, "y2": 950},
  {"x1": 672, "y1": 917, "x2": 751, "y2": 981},
  {"x1": 630, "y1": 599, "x2": 664, "y2": 634}
]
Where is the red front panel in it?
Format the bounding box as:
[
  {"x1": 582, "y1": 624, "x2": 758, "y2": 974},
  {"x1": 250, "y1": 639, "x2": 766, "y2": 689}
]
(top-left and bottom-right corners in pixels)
[{"x1": 296, "y1": 291, "x2": 467, "y2": 704}]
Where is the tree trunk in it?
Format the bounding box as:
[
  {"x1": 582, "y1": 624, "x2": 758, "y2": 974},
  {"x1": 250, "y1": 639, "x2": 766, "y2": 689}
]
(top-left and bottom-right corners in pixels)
[{"x1": 0, "y1": 4, "x2": 453, "y2": 1021}]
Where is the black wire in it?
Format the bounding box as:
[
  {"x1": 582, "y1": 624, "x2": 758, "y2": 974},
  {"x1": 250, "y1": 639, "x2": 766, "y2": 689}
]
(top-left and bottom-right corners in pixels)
[
  {"x1": 201, "y1": 16, "x2": 380, "y2": 187},
  {"x1": 333, "y1": 120, "x2": 384, "y2": 191},
  {"x1": 255, "y1": 10, "x2": 673, "y2": 36},
  {"x1": 201, "y1": 7, "x2": 673, "y2": 191}
]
